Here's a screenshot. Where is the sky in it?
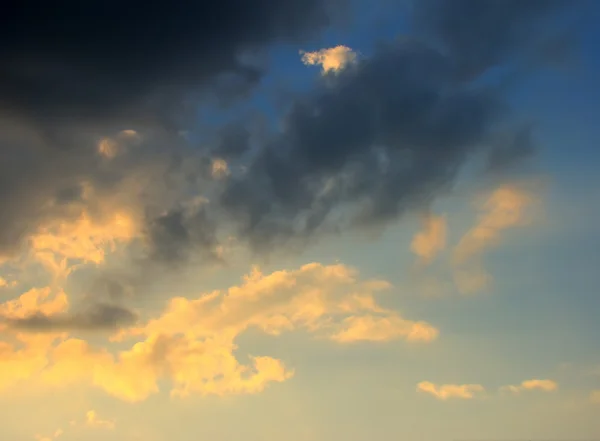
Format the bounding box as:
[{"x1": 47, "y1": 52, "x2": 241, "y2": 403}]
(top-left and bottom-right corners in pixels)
[{"x1": 1, "y1": 1, "x2": 600, "y2": 440}]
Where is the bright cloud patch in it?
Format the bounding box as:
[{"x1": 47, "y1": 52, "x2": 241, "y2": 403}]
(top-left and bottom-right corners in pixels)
[
  {"x1": 452, "y1": 182, "x2": 540, "y2": 294},
  {"x1": 300, "y1": 45, "x2": 358, "y2": 74},
  {"x1": 411, "y1": 214, "x2": 447, "y2": 265},
  {"x1": 85, "y1": 410, "x2": 115, "y2": 430},
  {"x1": 0, "y1": 262, "x2": 436, "y2": 402},
  {"x1": 417, "y1": 381, "x2": 485, "y2": 400},
  {"x1": 501, "y1": 378, "x2": 558, "y2": 393}
]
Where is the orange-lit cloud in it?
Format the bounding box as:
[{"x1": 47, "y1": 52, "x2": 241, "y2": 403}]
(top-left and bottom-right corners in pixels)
[
  {"x1": 452, "y1": 183, "x2": 540, "y2": 294},
  {"x1": 35, "y1": 428, "x2": 63, "y2": 441},
  {"x1": 411, "y1": 214, "x2": 447, "y2": 265},
  {"x1": 97, "y1": 129, "x2": 141, "y2": 159},
  {"x1": 0, "y1": 287, "x2": 69, "y2": 320},
  {"x1": 501, "y1": 378, "x2": 558, "y2": 393},
  {"x1": 19, "y1": 178, "x2": 146, "y2": 285},
  {"x1": 85, "y1": 410, "x2": 115, "y2": 430},
  {"x1": 417, "y1": 381, "x2": 485, "y2": 400},
  {"x1": 590, "y1": 390, "x2": 600, "y2": 404},
  {"x1": 300, "y1": 45, "x2": 358, "y2": 74},
  {"x1": 0, "y1": 277, "x2": 17, "y2": 288},
  {"x1": 211, "y1": 158, "x2": 230, "y2": 179},
  {"x1": 0, "y1": 262, "x2": 436, "y2": 402},
  {"x1": 34, "y1": 409, "x2": 115, "y2": 441}
]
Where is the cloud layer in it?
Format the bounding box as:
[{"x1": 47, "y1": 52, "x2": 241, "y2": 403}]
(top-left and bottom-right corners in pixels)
[
  {"x1": 0, "y1": 0, "x2": 572, "y2": 271},
  {"x1": 0, "y1": 262, "x2": 436, "y2": 401}
]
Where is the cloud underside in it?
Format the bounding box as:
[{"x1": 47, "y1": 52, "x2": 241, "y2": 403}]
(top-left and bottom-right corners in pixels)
[{"x1": 0, "y1": 263, "x2": 437, "y2": 401}]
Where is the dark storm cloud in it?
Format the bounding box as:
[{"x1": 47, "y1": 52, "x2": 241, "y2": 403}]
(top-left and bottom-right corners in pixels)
[
  {"x1": 0, "y1": 0, "x2": 344, "y2": 121},
  {"x1": 211, "y1": 0, "x2": 578, "y2": 253},
  {"x1": 3, "y1": 303, "x2": 138, "y2": 332},
  {"x1": 412, "y1": 0, "x2": 569, "y2": 79},
  {"x1": 0, "y1": 0, "x2": 344, "y2": 261}
]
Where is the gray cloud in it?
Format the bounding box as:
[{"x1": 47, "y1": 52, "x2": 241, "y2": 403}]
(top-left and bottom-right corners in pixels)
[
  {"x1": 0, "y1": 0, "x2": 345, "y2": 261},
  {"x1": 0, "y1": 0, "x2": 344, "y2": 121},
  {"x1": 3, "y1": 303, "x2": 138, "y2": 332},
  {"x1": 413, "y1": 0, "x2": 569, "y2": 79},
  {"x1": 0, "y1": 0, "x2": 582, "y2": 269}
]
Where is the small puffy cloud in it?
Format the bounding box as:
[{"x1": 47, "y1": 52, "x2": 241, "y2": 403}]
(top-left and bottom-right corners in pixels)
[
  {"x1": 590, "y1": 390, "x2": 600, "y2": 404},
  {"x1": 501, "y1": 378, "x2": 558, "y2": 393},
  {"x1": 417, "y1": 381, "x2": 485, "y2": 400},
  {"x1": 85, "y1": 410, "x2": 115, "y2": 430},
  {"x1": 0, "y1": 277, "x2": 17, "y2": 288},
  {"x1": 300, "y1": 45, "x2": 358, "y2": 74},
  {"x1": 97, "y1": 130, "x2": 141, "y2": 159},
  {"x1": 211, "y1": 158, "x2": 230, "y2": 179},
  {"x1": 452, "y1": 183, "x2": 540, "y2": 294},
  {"x1": 97, "y1": 137, "x2": 119, "y2": 159},
  {"x1": 411, "y1": 214, "x2": 447, "y2": 265}
]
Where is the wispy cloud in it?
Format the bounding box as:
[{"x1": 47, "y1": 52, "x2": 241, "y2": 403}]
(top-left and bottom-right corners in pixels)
[
  {"x1": 452, "y1": 182, "x2": 541, "y2": 294},
  {"x1": 417, "y1": 381, "x2": 485, "y2": 400},
  {"x1": 411, "y1": 214, "x2": 447, "y2": 266},
  {"x1": 500, "y1": 379, "x2": 558, "y2": 394}
]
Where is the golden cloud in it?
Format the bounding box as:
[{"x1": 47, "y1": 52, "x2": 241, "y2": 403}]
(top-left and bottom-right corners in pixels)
[
  {"x1": 411, "y1": 214, "x2": 447, "y2": 265},
  {"x1": 452, "y1": 182, "x2": 541, "y2": 294},
  {"x1": 300, "y1": 45, "x2": 358, "y2": 74},
  {"x1": 417, "y1": 381, "x2": 485, "y2": 400},
  {"x1": 0, "y1": 262, "x2": 437, "y2": 402},
  {"x1": 85, "y1": 410, "x2": 115, "y2": 430},
  {"x1": 501, "y1": 378, "x2": 558, "y2": 393}
]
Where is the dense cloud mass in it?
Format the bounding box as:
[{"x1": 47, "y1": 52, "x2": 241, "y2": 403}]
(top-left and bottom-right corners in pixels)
[
  {"x1": 0, "y1": 0, "x2": 344, "y2": 120},
  {"x1": 0, "y1": 0, "x2": 578, "y2": 266}
]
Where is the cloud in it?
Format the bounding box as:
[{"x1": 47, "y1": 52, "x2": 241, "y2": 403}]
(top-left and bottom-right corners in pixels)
[
  {"x1": 300, "y1": 45, "x2": 358, "y2": 74},
  {"x1": 34, "y1": 409, "x2": 115, "y2": 441},
  {"x1": 0, "y1": 287, "x2": 69, "y2": 320},
  {"x1": 413, "y1": 0, "x2": 570, "y2": 79},
  {"x1": 35, "y1": 429, "x2": 63, "y2": 441},
  {"x1": 0, "y1": 0, "x2": 344, "y2": 264},
  {"x1": 85, "y1": 410, "x2": 115, "y2": 430},
  {"x1": 0, "y1": 0, "x2": 575, "y2": 271},
  {"x1": 330, "y1": 315, "x2": 438, "y2": 343},
  {"x1": 0, "y1": 277, "x2": 17, "y2": 288},
  {"x1": 501, "y1": 379, "x2": 558, "y2": 393},
  {"x1": 452, "y1": 182, "x2": 540, "y2": 294},
  {"x1": 590, "y1": 390, "x2": 600, "y2": 404},
  {"x1": 411, "y1": 214, "x2": 447, "y2": 265},
  {"x1": 218, "y1": 0, "x2": 566, "y2": 256},
  {"x1": 4, "y1": 303, "x2": 138, "y2": 333},
  {"x1": 417, "y1": 381, "x2": 485, "y2": 400},
  {"x1": 0, "y1": 262, "x2": 436, "y2": 401},
  {"x1": 0, "y1": 0, "x2": 343, "y2": 121}
]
